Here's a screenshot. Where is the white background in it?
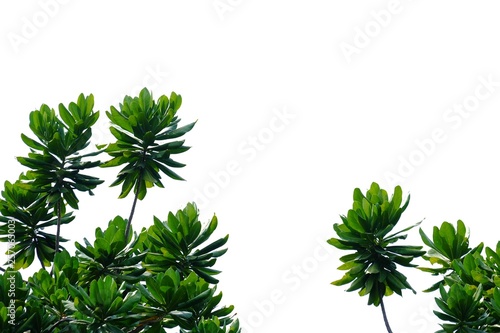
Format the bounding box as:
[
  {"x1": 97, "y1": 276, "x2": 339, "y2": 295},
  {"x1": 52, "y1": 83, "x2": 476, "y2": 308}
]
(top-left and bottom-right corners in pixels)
[{"x1": 1, "y1": 1, "x2": 500, "y2": 332}]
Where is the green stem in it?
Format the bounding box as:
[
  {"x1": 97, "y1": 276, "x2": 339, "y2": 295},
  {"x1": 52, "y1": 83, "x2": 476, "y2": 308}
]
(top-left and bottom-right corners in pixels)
[
  {"x1": 35, "y1": 236, "x2": 46, "y2": 271},
  {"x1": 125, "y1": 173, "x2": 142, "y2": 240},
  {"x1": 50, "y1": 199, "x2": 62, "y2": 276},
  {"x1": 55, "y1": 199, "x2": 62, "y2": 254},
  {"x1": 380, "y1": 297, "x2": 393, "y2": 333},
  {"x1": 125, "y1": 150, "x2": 147, "y2": 240}
]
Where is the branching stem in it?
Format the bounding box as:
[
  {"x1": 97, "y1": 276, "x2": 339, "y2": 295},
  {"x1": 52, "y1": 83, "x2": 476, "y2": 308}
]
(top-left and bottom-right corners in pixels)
[{"x1": 55, "y1": 199, "x2": 62, "y2": 253}]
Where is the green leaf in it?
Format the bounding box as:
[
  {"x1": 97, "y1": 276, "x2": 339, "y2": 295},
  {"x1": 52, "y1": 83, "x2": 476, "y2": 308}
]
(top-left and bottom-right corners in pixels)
[
  {"x1": 58, "y1": 103, "x2": 76, "y2": 128},
  {"x1": 156, "y1": 162, "x2": 185, "y2": 181},
  {"x1": 21, "y1": 133, "x2": 46, "y2": 151},
  {"x1": 157, "y1": 121, "x2": 197, "y2": 140},
  {"x1": 109, "y1": 127, "x2": 141, "y2": 145},
  {"x1": 138, "y1": 87, "x2": 152, "y2": 111}
]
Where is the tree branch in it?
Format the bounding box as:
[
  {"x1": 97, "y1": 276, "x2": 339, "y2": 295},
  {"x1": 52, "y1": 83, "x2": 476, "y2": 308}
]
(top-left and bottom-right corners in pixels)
[{"x1": 380, "y1": 297, "x2": 393, "y2": 333}]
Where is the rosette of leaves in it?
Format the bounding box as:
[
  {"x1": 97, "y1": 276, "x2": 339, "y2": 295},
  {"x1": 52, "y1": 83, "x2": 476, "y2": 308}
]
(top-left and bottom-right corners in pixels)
[
  {"x1": 28, "y1": 269, "x2": 75, "y2": 331},
  {"x1": 51, "y1": 249, "x2": 81, "y2": 286},
  {"x1": 25, "y1": 251, "x2": 82, "y2": 332},
  {"x1": 417, "y1": 220, "x2": 500, "y2": 331},
  {"x1": 434, "y1": 283, "x2": 488, "y2": 333},
  {"x1": 419, "y1": 220, "x2": 484, "y2": 292},
  {"x1": 74, "y1": 216, "x2": 146, "y2": 286},
  {"x1": 16, "y1": 94, "x2": 103, "y2": 254},
  {"x1": 135, "y1": 269, "x2": 233, "y2": 332},
  {"x1": 144, "y1": 202, "x2": 228, "y2": 284},
  {"x1": 172, "y1": 275, "x2": 235, "y2": 330},
  {"x1": 444, "y1": 252, "x2": 494, "y2": 296},
  {"x1": 68, "y1": 275, "x2": 143, "y2": 331},
  {"x1": 0, "y1": 174, "x2": 74, "y2": 269},
  {"x1": 101, "y1": 88, "x2": 196, "y2": 239},
  {"x1": 328, "y1": 182, "x2": 425, "y2": 333},
  {"x1": 439, "y1": 242, "x2": 500, "y2": 330}
]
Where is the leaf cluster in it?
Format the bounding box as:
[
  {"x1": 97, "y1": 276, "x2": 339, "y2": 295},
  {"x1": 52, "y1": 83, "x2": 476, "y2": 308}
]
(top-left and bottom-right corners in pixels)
[
  {"x1": 0, "y1": 205, "x2": 239, "y2": 332},
  {"x1": 0, "y1": 93, "x2": 104, "y2": 269},
  {"x1": 420, "y1": 221, "x2": 500, "y2": 332},
  {"x1": 0, "y1": 89, "x2": 239, "y2": 332},
  {"x1": 0, "y1": 174, "x2": 74, "y2": 269},
  {"x1": 330, "y1": 183, "x2": 500, "y2": 333},
  {"x1": 17, "y1": 93, "x2": 103, "y2": 212},
  {"x1": 144, "y1": 203, "x2": 228, "y2": 284},
  {"x1": 328, "y1": 182, "x2": 424, "y2": 306},
  {"x1": 102, "y1": 88, "x2": 196, "y2": 200}
]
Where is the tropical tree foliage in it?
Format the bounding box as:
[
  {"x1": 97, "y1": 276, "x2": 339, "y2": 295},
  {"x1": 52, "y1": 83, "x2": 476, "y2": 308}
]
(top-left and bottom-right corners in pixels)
[
  {"x1": 328, "y1": 182, "x2": 425, "y2": 332},
  {"x1": 16, "y1": 94, "x2": 103, "y2": 255},
  {"x1": 0, "y1": 174, "x2": 74, "y2": 270},
  {"x1": 0, "y1": 89, "x2": 240, "y2": 333},
  {"x1": 102, "y1": 88, "x2": 196, "y2": 239},
  {"x1": 330, "y1": 182, "x2": 500, "y2": 333},
  {"x1": 420, "y1": 221, "x2": 500, "y2": 332}
]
